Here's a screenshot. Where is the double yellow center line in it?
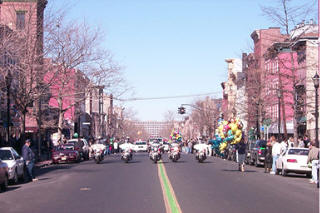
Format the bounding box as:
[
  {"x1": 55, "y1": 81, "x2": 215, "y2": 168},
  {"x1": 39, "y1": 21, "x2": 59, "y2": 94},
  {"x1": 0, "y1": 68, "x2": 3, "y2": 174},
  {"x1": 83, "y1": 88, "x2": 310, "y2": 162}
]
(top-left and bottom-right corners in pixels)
[{"x1": 157, "y1": 161, "x2": 182, "y2": 213}]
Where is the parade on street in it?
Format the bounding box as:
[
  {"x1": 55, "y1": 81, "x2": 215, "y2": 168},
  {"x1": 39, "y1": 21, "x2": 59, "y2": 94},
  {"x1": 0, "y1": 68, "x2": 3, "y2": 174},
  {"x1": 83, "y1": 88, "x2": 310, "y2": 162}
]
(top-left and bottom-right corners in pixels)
[{"x1": 0, "y1": 0, "x2": 319, "y2": 213}]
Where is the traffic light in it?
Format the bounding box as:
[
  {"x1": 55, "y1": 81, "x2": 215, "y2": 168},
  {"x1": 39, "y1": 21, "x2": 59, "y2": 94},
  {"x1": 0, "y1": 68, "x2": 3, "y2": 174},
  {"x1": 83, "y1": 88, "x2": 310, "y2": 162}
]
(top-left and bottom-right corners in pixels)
[{"x1": 178, "y1": 106, "x2": 186, "y2": 114}]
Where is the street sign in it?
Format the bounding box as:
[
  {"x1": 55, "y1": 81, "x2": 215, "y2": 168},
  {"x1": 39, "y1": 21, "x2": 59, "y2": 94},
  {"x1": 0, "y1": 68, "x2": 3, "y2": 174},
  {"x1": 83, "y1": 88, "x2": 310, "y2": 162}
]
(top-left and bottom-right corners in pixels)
[{"x1": 82, "y1": 122, "x2": 90, "y2": 125}]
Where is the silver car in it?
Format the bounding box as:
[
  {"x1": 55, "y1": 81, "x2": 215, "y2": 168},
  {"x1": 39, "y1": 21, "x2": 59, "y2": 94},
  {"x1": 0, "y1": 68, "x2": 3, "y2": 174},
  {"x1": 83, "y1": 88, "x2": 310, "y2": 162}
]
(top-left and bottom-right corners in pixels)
[{"x1": 0, "y1": 147, "x2": 25, "y2": 184}]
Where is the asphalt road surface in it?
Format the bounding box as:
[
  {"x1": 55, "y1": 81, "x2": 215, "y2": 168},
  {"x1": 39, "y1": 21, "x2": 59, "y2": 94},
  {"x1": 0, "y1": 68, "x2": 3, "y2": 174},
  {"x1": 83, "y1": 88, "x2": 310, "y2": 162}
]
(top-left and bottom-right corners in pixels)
[{"x1": 0, "y1": 153, "x2": 318, "y2": 213}]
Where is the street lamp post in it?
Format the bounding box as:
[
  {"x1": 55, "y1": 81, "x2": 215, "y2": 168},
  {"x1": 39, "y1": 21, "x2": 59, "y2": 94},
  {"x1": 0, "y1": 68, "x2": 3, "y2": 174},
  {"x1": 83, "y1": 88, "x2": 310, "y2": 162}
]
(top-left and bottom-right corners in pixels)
[
  {"x1": 277, "y1": 89, "x2": 281, "y2": 142},
  {"x1": 312, "y1": 73, "x2": 319, "y2": 148}
]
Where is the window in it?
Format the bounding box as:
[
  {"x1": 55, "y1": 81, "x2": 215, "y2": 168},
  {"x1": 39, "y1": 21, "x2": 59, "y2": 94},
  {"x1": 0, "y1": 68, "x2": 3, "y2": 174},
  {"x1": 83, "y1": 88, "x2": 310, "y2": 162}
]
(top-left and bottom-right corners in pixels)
[{"x1": 16, "y1": 11, "x2": 26, "y2": 30}]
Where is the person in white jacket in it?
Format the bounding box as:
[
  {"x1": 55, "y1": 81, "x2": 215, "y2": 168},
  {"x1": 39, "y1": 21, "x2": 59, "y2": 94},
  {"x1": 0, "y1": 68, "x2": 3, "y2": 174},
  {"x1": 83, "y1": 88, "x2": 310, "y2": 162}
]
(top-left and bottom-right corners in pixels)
[
  {"x1": 194, "y1": 139, "x2": 209, "y2": 154},
  {"x1": 271, "y1": 140, "x2": 282, "y2": 174}
]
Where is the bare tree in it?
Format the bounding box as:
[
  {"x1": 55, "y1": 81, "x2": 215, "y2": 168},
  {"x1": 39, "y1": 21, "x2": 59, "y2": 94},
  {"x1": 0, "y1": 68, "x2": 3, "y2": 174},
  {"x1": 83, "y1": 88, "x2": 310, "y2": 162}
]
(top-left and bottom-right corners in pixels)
[
  {"x1": 159, "y1": 110, "x2": 176, "y2": 138},
  {"x1": 189, "y1": 97, "x2": 221, "y2": 139},
  {"x1": 43, "y1": 10, "x2": 124, "y2": 140},
  {"x1": 261, "y1": 0, "x2": 317, "y2": 144}
]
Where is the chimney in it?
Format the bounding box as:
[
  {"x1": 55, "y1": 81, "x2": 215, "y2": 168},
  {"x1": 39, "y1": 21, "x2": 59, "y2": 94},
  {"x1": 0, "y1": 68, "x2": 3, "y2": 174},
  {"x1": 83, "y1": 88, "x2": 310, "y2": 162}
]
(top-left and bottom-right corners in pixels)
[{"x1": 309, "y1": 19, "x2": 314, "y2": 25}]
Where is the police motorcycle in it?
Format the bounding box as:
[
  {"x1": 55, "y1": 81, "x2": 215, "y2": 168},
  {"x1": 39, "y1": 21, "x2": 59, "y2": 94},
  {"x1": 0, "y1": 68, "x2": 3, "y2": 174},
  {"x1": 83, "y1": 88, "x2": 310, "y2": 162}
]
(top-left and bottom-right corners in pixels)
[
  {"x1": 120, "y1": 137, "x2": 134, "y2": 163},
  {"x1": 168, "y1": 142, "x2": 181, "y2": 162},
  {"x1": 149, "y1": 142, "x2": 163, "y2": 164},
  {"x1": 121, "y1": 147, "x2": 133, "y2": 163},
  {"x1": 91, "y1": 142, "x2": 106, "y2": 164},
  {"x1": 194, "y1": 138, "x2": 208, "y2": 163}
]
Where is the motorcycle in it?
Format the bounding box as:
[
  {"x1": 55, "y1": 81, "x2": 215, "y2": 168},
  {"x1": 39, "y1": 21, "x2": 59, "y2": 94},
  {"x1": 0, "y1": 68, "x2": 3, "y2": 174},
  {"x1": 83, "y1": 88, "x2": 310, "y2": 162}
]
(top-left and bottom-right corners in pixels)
[
  {"x1": 169, "y1": 146, "x2": 180, "y2": 162},
  {"x1": 93, "y1": 148, "x2": 105, "y2": 164},
  {"x1": 149, "y1": 146, "x2": 162, "y2": 163},
  {"x1": 196, "y1": 149, "x2": 207, "y2": 163},
  {"x1": 121, "y1": 148, "x2": 133, "y2": 163}
]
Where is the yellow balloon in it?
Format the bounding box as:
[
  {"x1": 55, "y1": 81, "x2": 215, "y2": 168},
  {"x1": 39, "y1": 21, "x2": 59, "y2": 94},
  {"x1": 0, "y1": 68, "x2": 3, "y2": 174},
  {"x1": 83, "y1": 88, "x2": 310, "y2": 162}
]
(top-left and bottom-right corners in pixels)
[
  {"x1": 230, "y1": 123, "x2": 237, "y2": 133},
  {"x1": 235, "y1": 130, "x2": 242, "y2": 137},
  {"x1": 219, "y1": 142, "x2": 228, "y2": 151}
]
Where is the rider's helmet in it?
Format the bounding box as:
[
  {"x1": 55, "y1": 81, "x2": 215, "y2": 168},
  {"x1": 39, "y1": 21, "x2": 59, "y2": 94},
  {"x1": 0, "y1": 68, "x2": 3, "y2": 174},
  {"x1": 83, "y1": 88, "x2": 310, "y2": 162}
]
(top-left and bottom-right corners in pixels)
[{"x1": 125, "y1": 136, "x2": 130, "y2": 143}]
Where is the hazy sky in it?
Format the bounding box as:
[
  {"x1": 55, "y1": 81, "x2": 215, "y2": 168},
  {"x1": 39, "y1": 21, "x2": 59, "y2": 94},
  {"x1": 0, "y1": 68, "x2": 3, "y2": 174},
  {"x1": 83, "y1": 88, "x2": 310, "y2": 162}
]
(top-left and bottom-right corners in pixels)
[{"x1": 49, "y1": 0, "x2": 316, "y2": 121}]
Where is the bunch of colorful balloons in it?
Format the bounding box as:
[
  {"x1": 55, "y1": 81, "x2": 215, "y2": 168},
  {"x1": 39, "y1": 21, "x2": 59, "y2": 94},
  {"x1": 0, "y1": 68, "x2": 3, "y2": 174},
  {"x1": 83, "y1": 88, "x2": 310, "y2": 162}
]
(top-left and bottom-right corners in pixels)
[
  {"x1": 216, "y1": 118, "x2": 243, "y2": 152},
  {"x1": 170, "y1": 129, "x2": 182, "y2": 142}
]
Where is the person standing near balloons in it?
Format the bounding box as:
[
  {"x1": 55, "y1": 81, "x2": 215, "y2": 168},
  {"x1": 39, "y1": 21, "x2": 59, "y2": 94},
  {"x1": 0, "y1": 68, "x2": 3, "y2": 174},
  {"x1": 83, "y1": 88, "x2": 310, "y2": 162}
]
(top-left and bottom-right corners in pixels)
[{"x1": 235, "y1": 133, "x2": 247, "y2": 172}]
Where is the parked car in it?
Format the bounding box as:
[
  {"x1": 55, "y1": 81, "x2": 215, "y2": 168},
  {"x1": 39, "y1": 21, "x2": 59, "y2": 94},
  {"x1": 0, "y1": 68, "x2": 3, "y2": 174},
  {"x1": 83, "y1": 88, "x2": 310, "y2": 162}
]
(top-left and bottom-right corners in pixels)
[
  {"x1": 0, "y1": 147, "x2": 25, "y2": 184},
  {"x1": 226, "y1": 144, "x2": 237, "y2": 161},
  {"x1": 276, "y1": 148, "x2": 311, "y2": 177},
  {"x1": 247, "y1": 140, "x2": 267, "y2": 166},
  {"x1": 245, "y1": 141, "x2": 255, "y2": 164},
  {"x1": 52, "y1": 144, "x2": 81, "y2": 164},
  {"x1": 67, "y1": 138, "x2": 90, "y2": 160},
  {"x1": 133, "y1": 141, "x2": 148, "y2": 152},
  {"x1": 0, "y1": 159, "x2": 8, "y2": 192}
]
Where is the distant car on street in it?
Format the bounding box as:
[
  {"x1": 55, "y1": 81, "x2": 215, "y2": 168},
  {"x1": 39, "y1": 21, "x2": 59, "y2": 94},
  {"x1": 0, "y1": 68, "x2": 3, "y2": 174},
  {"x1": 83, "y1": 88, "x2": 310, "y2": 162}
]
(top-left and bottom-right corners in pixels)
[
  {"x1": 67, "y1": 138, "x2": 90, "y2": 160},
  {"x1": 247, "y1": 140, "x2": 267, "y2": 166},
  {"x1": 0, "y1": 159, "x2": 8, "y2": 192},
  {"x1": 276, "y1": 148, "x2": 311, "y2": 177},
  {"x1": 0, "y1": 147, "x2": 25, "y2": 184},
  {"x1": 133, "y1": 141, "x2": 148, "y2": 152},
  {"x1": 52, "y1": 144, "x2": 81, "y2": 164}
]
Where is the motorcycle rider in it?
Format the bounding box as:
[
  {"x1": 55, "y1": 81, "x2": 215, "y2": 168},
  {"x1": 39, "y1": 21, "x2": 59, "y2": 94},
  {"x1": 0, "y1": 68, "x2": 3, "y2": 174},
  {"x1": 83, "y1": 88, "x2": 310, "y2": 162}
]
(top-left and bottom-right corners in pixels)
[
  {"x1": 194, "y1": 137, "x2": 209, "y2": 159},
  {"x1": 119, "y1": 137, "x2": 134, "y2": 159},
  {"x1": 91, "y1": 139, "x2": 107, "y2": 156},
  {"x1": 169, "y1": 140, "x2": 181, "y2": 159}
]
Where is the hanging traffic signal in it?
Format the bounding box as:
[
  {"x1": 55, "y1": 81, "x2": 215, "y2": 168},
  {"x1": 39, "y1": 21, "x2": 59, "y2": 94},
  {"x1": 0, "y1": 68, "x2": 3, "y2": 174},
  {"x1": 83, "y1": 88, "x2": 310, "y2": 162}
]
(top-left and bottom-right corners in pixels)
[{"x1": 178, "y1": 106, "x2": 186, "y2": 114}]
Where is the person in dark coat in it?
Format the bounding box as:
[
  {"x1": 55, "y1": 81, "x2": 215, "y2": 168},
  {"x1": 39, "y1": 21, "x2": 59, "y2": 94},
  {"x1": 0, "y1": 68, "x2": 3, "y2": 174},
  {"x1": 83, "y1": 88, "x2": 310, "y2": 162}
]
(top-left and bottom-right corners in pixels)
[
  {"x1": 236, "y1": 135, "x2": 247, "y2": 172},
  {"x1": 22, "y1": 139, "x2": 37, "y2": 182},
  {"x1": 264, "y1": 137, "x2": 274, "y2": 173}
]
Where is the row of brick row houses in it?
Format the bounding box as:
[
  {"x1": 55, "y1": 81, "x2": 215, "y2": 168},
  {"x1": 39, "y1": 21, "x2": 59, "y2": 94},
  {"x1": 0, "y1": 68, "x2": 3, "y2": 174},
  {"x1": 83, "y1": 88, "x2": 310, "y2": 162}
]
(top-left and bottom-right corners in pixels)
[
  {"x1": 221, "y1": 21, "x2": 319, "y2": 143},
  {"x1": 0, "y1": 0, "x2": 122, "y2": 150}
]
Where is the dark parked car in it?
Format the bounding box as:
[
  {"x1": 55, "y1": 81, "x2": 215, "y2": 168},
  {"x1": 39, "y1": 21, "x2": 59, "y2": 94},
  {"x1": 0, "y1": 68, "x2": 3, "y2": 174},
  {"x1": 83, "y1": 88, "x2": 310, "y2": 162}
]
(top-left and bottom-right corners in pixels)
[
  {"x1": 247, "y1": 140, "x2": 267, "y2": 166},
  {"x1": 52, "y1": 144, "x2": 81, "y2": 164},
  {"x1": 67, "y1": 139, "x2": 90, "y2": 160},
  {"x1": 0, "y1": 159, "x2": 8, "y2": 192}
]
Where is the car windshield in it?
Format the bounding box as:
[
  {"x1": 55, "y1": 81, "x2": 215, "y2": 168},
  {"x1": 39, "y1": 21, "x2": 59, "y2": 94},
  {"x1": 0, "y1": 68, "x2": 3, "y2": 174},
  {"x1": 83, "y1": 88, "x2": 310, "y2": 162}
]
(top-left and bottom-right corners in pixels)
[
  {"x1": 0, "y1": 150, "x2": 13, "y2": 160},
  {"x1": 256, "y1": 140, "x2": 267, "y2": 148},
  {"x1": 63, "y1": 145, "x2": 74, "y2": 150},
  {"x1": 136, "y1": 142, "x2": 146, "y2": 145},
  {"x1": 288, "y1": 149, "x2": 309, "y2": 155}
]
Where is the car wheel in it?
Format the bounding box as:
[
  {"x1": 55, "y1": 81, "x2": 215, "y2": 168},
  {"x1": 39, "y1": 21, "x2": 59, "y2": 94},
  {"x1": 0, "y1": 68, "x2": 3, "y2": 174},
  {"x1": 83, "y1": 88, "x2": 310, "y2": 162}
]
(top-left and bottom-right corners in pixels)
[
  {"x1": 255, "y1": 157, "x2": 259, "y2": 167},
  {"x1": 1, "y1": 175, "x2": 8, "y2": 192},
  {"x1": 306, "y1": 173, "x2": 312, "y2": 178},
  {"x1": 12, "y1": 170, "x2": 18, "y2": 184},
  {"x1": 282, "y1": 165, "x2": 287, "y2": 176},
  {"x1": 250, "y1": 157, "x2": 254, "y2": 165},
  {"x1": 18, "y1": 168, "x2": 25, "y2": 182}
]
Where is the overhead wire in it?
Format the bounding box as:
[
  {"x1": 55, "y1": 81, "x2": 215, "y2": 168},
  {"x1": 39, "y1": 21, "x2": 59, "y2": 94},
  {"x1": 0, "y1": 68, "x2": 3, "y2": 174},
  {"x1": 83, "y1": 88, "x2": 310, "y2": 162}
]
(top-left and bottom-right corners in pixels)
[{"x1": 113, "y1": 91, "x2": 221, "y2": 102}]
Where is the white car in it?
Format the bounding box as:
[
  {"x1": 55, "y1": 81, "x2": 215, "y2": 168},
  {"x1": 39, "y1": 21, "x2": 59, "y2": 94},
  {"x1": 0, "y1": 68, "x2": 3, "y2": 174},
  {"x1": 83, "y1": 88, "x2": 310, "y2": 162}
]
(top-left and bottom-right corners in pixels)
[
  {"x1": 133, "y1": 141, "x2": 148, "y2": 152},
  {"x1": 0, "y1": 147, "x2": 25, "y2": 184},
  {"x1": 276, "y1": 148, "x2": 311, "y2": 177},
  {"x1": 67, "y1": 138, "x2": 90, "y2": 160}
]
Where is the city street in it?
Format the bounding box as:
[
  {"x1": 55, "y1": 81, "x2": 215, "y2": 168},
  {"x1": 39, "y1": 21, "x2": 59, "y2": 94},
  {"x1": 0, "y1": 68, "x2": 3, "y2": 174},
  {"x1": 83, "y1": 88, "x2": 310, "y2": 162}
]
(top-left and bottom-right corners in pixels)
[{"x1": 0, "y1": 153, "x2": 318, "y2": 213}]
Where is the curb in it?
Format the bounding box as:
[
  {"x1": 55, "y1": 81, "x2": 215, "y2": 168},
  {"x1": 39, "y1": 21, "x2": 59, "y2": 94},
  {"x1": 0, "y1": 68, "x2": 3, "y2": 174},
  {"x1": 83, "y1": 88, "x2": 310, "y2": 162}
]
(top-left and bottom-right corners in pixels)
[{"x1": 35, "y1": 160, "x2": 52, "y2": 168}]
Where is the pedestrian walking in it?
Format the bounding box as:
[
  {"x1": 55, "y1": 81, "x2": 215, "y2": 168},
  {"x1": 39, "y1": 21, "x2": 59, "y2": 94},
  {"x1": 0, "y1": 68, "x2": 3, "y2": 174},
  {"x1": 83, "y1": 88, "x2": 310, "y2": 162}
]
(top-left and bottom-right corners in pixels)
[
  {"x1": 287, "y1": 137, "x2": 295, "y2": 148},
  {"x1": 303, "y1": 135, "x2": 310, "y2": 148},
  {"x1": 188, "y1": 140, "x2": 193, "y2": 154},
  {"x1": 114, "y1": 140, "x2": 119, "y2": 153},
  {"x1": 236, "y1": 136, "x2": 246, "y2": 172},
  {"x1": 264, "y1": 137, "x2": 273, "y2": 173},
  {"x1": 280, "y1": 137, "x2": 288, "y2": 154},
  {"x1": 22, "y1": 139, "x2": 37, "y2": 182},
  {"x1": 298, "y1": 137, "x2": 305, "y2": 148},
  {"x1": 307, "y1": 142, "x2": 319, "y2": 184},
  {"x1": 270, "y1": 138, "x2": 281, "y2": 175}
]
